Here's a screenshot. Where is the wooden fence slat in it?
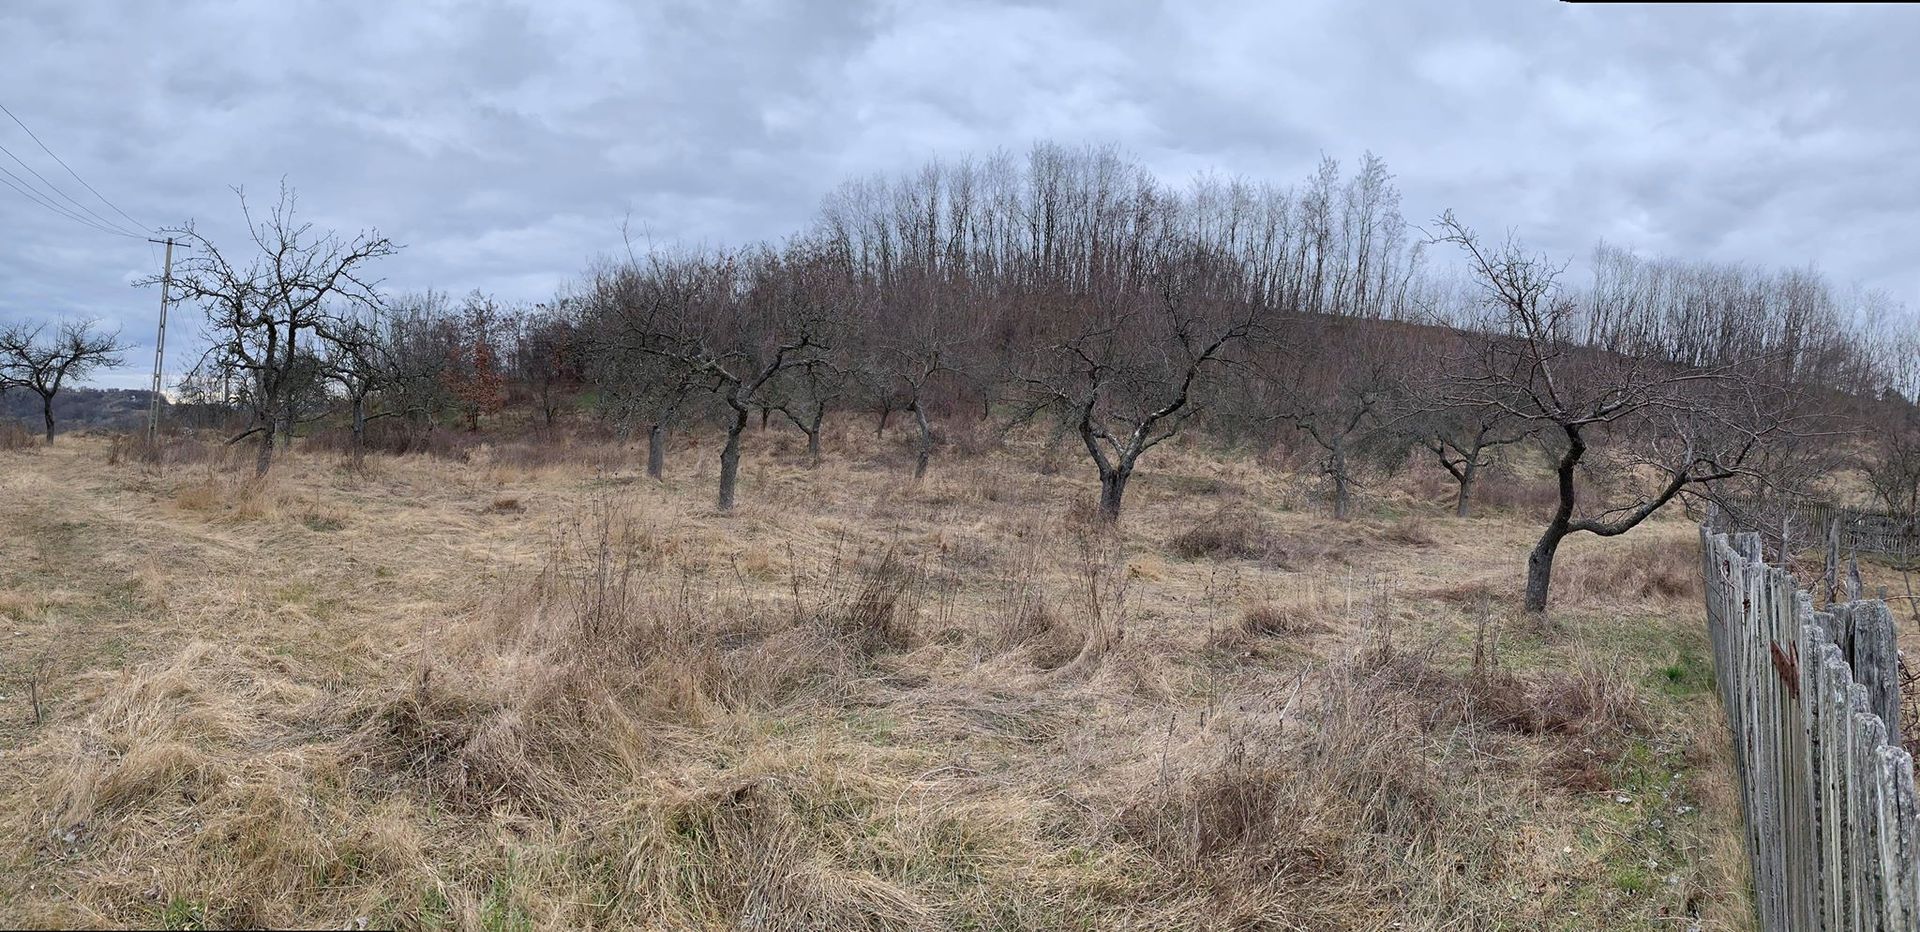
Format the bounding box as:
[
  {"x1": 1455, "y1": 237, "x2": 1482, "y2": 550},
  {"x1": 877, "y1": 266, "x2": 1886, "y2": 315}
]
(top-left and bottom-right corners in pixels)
[
  {"x1": 1876, "y1": 746, "x2": 1920, "y2": 932},
  {"x1": 1701, "y1": 526, "x2": 1912, "y2": 931}
]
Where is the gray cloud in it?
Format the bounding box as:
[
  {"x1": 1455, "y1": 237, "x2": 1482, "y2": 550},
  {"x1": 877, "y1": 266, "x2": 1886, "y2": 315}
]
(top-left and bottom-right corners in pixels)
[{"x1": 2, "y1": 0, "x2": 1915, "y2": 388}]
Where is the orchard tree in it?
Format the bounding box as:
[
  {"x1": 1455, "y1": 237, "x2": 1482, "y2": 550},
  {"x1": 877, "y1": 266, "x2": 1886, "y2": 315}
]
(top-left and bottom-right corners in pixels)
[
  {"x1": 514, "y1": 303, "x2": 584, "y2": 428},
  {"x1": 621, "y1": 245, "x2": 837, "y2": 511},
  {"x1": 1400, "y1": 329, "x2": 1535, "y2": 518},
  {"x1": 1435, "y1": 212, "x2": 1820, "y2": 614},
  {"x1": 445, "y1": 292, "x2": 509, "y2": 431},
  {"x1": 1257, "y1": 315, "x2": 1408, "y2": 519},
  {"x1": 1017, "y1": 239, "x2": 1259, "y2": 523},
  {"x1": 0, "y1": 320, "x2": 125, "y2": 442},
  {"x1": 154, "y1": 184, "x2": 398, "y2": 475},
  {"x1": 584, "y1": 255, "x2": 725, "y2": 480},
  {"x1": 1410, "y1": 399, "x2": 1532, "y2": 518},
  {"x1": 770, "y1": 359, "x2": 842, "y2": 467}
]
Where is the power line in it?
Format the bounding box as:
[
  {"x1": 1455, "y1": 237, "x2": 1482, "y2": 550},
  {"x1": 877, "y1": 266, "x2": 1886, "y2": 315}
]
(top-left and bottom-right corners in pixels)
[
  {"x1": 0, "y1": 136, "x2": 142, "y2": 237},
  {"x1": 0, "y1": 159, "x2": 139, "y2": 238},
  {"x1": 0, "y1": 99, "x2": 151, "y2": 235}
]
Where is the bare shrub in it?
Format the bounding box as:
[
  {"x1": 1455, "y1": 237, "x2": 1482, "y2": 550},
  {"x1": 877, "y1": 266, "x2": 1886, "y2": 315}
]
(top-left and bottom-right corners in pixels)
[
  {"x1": 105, "y1": 432, "x2": 223, "y2": 468},
  {"x1": 1379, "y1": 514, "x2": 1436, "y2": 546},
  {"x1": 940, "y1": 417, "x2": 997, "y2": 459},
  {"x1": 0, "y1": 420, "x2": 36, "y2": 451},
  {"x1": 1207, "y1": 601, "x2": 1326, "y2": 657},
  {"x1": 343, "y1": 502, "x2": 875, "y2": 817},
  {"x1": 1240, "y1": 602, "x2": 1307, "y2": 637},
  {"x1": 1559, "y1": 535, "x2": 1702, "y2": 606},
  {"x1": 1363, "y1": 626, "x2": 1648, "y2": 795},
  {"x1": 1167, "y1": 504, "x2": 1271, "y2": 561},
  {"x1": 980, "y1": 535, "x2": 1079, "y2": 668},
  {"x1": 1113, "y1": 662, "x2": 1462, "y2": 925},
  {"x1": 810, "y1": 547, "x2": 927, "y2": 659},
  {"x1": 1470, "y1": 469, "x2": 1560, "y2": 517}
]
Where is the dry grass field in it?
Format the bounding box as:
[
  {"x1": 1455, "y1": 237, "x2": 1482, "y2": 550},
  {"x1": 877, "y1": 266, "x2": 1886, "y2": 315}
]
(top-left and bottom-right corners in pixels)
[{"x1": 0, "y1": 425, "x2": 1751, "y2": 930}]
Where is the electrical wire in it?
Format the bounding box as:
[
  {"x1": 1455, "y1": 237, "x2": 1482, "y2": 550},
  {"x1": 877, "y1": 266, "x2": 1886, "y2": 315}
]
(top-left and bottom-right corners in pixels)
[
  {"x1": 0, "y1": 159, "x2": 140, "y2": 238},
  {"x1": 0, "y1": 99, "x2": 151, "y2": 235},
  {"x1": 0, "y1": 137, "x2": 144, "y2": 237}
]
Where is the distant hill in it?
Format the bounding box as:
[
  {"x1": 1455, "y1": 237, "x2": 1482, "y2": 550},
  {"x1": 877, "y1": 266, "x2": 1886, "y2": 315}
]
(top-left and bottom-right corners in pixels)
[{"x1": 0, "y1": 387, "x2": 166, "y2": 434}]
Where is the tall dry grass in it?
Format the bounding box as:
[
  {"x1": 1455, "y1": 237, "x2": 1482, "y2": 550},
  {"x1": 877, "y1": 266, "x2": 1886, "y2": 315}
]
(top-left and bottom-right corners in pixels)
[{"x1": 0, "y1": 431, "x2": 1749, "y2": 930}]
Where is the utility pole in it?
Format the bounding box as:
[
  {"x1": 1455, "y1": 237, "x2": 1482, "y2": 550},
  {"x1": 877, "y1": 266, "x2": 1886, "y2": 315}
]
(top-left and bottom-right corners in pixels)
[{"x1": 147, "y1": 237, "x2": 178, "y2": 443}]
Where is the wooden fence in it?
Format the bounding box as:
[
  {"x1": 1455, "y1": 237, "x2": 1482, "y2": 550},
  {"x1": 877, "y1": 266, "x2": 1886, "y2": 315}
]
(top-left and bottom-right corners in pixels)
[
  {"x1": 1721, "y1": 498, "x2": 1919, "y2": 563},
  {"x1": 1702, "y1": 527, "x2": 1919, "y2": 930},
  {"x1": 1799, "y1": 503, "x2": 1917, "y2": 563}
]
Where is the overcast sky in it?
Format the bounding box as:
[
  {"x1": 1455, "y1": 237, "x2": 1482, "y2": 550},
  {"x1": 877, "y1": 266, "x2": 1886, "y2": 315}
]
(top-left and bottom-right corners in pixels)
[{"x1": 2, "y1": 0, "x2": 1916, "y2": 389}]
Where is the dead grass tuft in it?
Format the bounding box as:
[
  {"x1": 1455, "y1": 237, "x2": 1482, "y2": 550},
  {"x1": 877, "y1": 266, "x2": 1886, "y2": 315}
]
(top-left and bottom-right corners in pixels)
[
  {"x1": 1167, "y1": 503, "x2": 1272, "y2": 561},
  {"x1": 1379, "y1": 514, "x2": 1436, "y2": 547},
  {"x1": 0, "y1": 420, "x2": 38, "y2": 451},
  {"x1": 1112, "y1": 658, "x2": 1478, "y2": 925},
  {"x1": 1560, "y1": 535, "x2": 1702, "y2": 607},
  {"x1": 106, "y1": 432, "x2": 226, "y2": 468}
]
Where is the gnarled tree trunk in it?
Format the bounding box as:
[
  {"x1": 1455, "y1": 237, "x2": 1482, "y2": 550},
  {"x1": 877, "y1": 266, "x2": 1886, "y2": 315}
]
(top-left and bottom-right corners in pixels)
[
  {"x1": 910, "y1": 402, "x2": 934, "y2": 480},
  {"x1": 647, "y1": 424, "x2": 667, "y2": 479},
  {"x1": 1097, "y1": 466, "x2": 1132, "y2": 523},
  {"x1": 718, "y1": 404, "x2": 749, "y2": 511},
  {"x1": 1455, "y1": 458, "x2": 1477, "y2": 518}
]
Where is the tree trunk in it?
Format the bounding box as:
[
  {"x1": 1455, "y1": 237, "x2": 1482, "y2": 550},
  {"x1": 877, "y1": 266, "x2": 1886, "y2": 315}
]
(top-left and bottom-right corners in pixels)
[
  {"x1": 1455, "y1": 459, "x2": 1477, "y2": 518},
  {"x1": 876, "y1": 405, "x2": 893, "y2": 437},
  {"x1": 40, "y1": 394, "x2": 55, "y2": 443},
  {"x1": 806, "y1": 407, "x2": 825, "y2": 468},
  {"x1": 255, "y1": 423, "x2": 276, "y2": 477},
  {"x1": 718, "y1": 407, "x2": 748, "y2": 511},
  {"x1": 1097, "y1": 467, "x2": 1131, "y2": 523},
  {"x1": 1329, "y1": 443, "x2": 1351, "y2": 520},
  {"x1": 646, "y1": 424, "x2": 666, "y2": 480},
  {"x1": 1527, "y1": 428, "x2": 1585, "y2": 614},
  {"x1": 911, "y1": 402, "x2": 934, "y2": 480},
  {"x1": 351, "y1": 395, "x2": 367, "y2": 465},
  {"x1": 1524, "y1": 522, "x2": 1569, "y2": 613}
]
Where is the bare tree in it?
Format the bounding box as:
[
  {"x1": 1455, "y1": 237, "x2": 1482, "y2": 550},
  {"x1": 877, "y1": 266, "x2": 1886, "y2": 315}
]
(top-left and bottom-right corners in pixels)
[
  {"x1": 619, "y1": 246, "x2": 836, "y2": 510},
  {"x1": 1018, "y1": 241, "x2": 1258, "y2": 522},
  {"x1": 376, "y1": 291, "x2": 462, "y2": 446},
  {"x1": 1411, "y1": 400, "x2": 1532, "y2": 518},
  {"x1": 1256, "y1": 316, "x2": 1406, "y2": 519},
  {"x1": 770, "y1": 359, "x2": 841, "y2": 467},
  {"x1": 513, "y1": 302, "x2": 584, "y2": 428},
  {"x1": 583, "y1": 255, "x2": 721, "y2": 480},
  {"x1": 1398, "y1": 330, "x2": 1535, "y2": 518},
  {"x1": 1868, "y1": 410, "x2": 1920, "y2": 620},
  {"x1": 0, "y1": 320, "x2": 125, "y2": 442},
  {"x1": 898, "y1": 346, "x2": 955, "y2": 480},
  {"x1": 1435, "y1": 212, "x2": 1821, "y2": 614},
  {"x1": 152, "y1": 185, "x2": 399, "y2": 475}
]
